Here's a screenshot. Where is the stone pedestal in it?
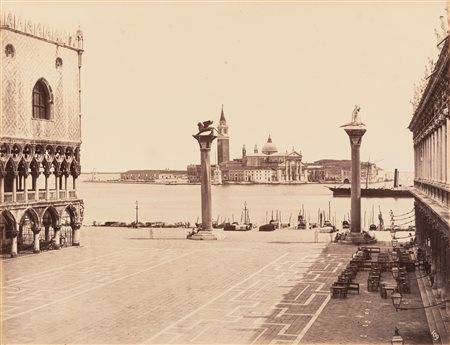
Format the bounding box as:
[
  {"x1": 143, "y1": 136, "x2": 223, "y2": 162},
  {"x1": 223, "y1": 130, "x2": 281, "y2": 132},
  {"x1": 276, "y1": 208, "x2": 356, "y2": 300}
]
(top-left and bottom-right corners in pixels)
[
  {"x1": 192, "y1": 132, "x2": 217, "y2": 241},
  {"x1": 340, "y1": 232, "x2": 377, "y2": 245}
]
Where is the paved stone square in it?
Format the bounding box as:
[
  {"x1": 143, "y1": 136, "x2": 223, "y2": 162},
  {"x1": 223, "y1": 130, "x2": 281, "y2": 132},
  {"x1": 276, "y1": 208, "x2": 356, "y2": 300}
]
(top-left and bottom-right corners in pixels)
[{"x1": 2, "y1": 227, "x2": 432, "y2": 344}]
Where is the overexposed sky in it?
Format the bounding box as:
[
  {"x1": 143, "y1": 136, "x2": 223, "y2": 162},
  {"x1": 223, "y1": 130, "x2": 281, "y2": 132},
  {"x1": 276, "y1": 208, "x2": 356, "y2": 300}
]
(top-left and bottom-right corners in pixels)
[{"x1": 2, "y1": 0, "x2": 447, "y2": 172}]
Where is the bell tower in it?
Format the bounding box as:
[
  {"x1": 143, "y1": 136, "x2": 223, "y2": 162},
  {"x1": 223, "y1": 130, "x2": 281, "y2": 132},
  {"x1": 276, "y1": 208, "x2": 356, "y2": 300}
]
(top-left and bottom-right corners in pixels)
[{"x1": 217, "y1": 105, "x2": 230, "y2": 164}]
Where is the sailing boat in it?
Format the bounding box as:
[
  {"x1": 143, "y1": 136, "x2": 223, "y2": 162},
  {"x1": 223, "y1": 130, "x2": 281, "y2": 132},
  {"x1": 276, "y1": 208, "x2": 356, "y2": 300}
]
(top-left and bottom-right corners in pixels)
[
  {"x1": 369, "y1": 205, "x2": 377, "y2": 230},
  {"x1": 259, "y1": 210, "x2": 278, "y2": 231},
  {"x1": 223, "y1": 202, "x2": 252, "y2": 231}
]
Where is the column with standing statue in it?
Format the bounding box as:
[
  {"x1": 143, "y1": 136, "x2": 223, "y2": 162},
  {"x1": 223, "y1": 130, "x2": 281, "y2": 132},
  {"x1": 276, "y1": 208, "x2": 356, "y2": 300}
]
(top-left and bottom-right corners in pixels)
[
  {"x1": 191, "y1": 120, "x2": 217, "y2": 240},
  {"x1": 341, "y1": 106, "x2": 376, "y2": 244}
]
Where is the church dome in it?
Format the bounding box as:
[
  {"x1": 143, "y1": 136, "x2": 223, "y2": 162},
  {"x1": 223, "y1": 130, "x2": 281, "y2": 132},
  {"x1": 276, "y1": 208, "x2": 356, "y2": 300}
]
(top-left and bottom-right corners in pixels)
[{"x1": 262, "y1": 135, "x2": 278, "y2": 155}]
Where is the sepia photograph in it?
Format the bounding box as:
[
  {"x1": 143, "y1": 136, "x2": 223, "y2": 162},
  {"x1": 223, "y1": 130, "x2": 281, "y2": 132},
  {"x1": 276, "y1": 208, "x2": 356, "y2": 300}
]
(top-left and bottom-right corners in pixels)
[{"x1": 0, "y1": 0, "x2": 449, "y2": 344}]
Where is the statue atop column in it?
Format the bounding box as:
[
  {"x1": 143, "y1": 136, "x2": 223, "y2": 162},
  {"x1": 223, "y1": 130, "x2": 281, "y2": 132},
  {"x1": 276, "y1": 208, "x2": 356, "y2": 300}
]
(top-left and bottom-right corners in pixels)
[
  {"x1": 191, "y1": 119, "x2": 217, "y2": 240},
  {"x1": 196, "y1": 120, "x2": 216, "y2": 136},
  {"x1": 341, "y1": 105, "x2": 365, "y2": 127}
]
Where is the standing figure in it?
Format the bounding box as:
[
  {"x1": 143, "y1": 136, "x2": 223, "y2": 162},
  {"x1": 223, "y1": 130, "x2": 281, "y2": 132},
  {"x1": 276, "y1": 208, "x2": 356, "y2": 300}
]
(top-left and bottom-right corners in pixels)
[{"x1": 351, "y1": 105, "x2": 361, "y2": 124}]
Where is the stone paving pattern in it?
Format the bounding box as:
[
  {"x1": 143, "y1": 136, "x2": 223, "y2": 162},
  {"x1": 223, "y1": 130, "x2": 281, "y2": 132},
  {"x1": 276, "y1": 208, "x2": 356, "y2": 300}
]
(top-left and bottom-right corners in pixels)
[{"x1": 1, "y1": 227, "x2": 433, "y2": 344}]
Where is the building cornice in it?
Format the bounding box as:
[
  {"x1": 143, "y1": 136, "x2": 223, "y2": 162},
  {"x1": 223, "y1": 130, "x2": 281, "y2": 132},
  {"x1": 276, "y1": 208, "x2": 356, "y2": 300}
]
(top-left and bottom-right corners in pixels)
[
  {"x1": 0, "y1": 12, "x2": 83, "y2": 53},
  {"x1": 408, "y1": 36, "x2": 449, "y2": 133}
]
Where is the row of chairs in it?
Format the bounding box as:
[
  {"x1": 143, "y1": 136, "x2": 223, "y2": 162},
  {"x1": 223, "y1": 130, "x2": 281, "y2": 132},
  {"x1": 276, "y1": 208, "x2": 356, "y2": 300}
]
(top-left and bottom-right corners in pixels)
[{"x1": 331, "y1": 256, "x2": 361, "y2": 298}]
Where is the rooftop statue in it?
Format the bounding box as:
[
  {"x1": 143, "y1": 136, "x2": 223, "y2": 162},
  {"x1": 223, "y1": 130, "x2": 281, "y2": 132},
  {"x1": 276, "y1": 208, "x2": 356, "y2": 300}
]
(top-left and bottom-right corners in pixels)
[{"x1": 196, "y1": 120, "x2": 215, "y2": 135}]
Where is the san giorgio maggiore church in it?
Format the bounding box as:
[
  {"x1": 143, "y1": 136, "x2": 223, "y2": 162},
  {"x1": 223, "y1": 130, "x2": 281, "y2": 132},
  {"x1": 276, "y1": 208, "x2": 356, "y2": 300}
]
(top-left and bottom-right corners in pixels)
[
  {"x1": 214, "y1": 107, "x2": 307, "y2": 183},
  {"x1": 0, "y1": 13, "x2": 84, "y2": 257}
]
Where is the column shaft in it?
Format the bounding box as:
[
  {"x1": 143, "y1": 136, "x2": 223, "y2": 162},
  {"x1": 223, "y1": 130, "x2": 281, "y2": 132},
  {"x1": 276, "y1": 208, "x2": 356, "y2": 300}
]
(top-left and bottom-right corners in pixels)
[
  {"x1": 45, "y1": 175, "x2": 49, "y2": 200},
  {"x1": 24, "y1": 174, "x2": 28, "y2": 203},
  {"x1": 11, "y1": 235, "x2": 18, "y2": 257},
  {"x1": 200, "y1": 149, "x2": 212, "y2": 230},
  {"x1": 350, "y1": 142, "x2": 361, "y2": 233},
  {"x1": 34, "y1": 175, "x2": 39, "y2": 201},
  {"x1": 33, "y1": 231, "x2": 40, "y2": 253},
  {"x1": 12, "y1": 173, "x2": 17, "y2": 202},
  {"x1": 0, "y1": 175, "x2": 3, "y2": 204}
]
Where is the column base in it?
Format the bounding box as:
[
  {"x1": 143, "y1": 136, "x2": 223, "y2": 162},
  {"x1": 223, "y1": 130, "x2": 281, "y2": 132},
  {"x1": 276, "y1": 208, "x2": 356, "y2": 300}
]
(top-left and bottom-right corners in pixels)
[
  {"x1": 11, "y1": 252, "x2": 17, "y2": 258},
  {"x1": 340, "y1": 232, "x2": 377, "y2": 245},
  {"x1": 33, "y1": 249, "x2": 40, "y2": 254},
  {"x1": 189, "y1": 230, "x2": 217, "y2": 241},
  {"x1": 72, "y1": 242, "x2": 80, "y2": 246}
]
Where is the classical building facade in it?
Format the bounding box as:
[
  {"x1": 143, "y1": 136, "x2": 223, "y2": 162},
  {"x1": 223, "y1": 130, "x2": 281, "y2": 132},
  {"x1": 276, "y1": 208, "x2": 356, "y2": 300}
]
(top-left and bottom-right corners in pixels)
[
  {"x1": 408, "y1": 32, "x2": 449, "y2": 307},
  {"x1": 0, "y1": 14, "x2": 84, "y2": 257}
]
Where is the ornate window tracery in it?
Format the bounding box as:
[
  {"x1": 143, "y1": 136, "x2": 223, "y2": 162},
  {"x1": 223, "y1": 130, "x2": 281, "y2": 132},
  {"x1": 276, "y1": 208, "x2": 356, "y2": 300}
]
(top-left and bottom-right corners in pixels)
[{"x1": 32, "y1": 79, "x2": 53, "y2": 120}]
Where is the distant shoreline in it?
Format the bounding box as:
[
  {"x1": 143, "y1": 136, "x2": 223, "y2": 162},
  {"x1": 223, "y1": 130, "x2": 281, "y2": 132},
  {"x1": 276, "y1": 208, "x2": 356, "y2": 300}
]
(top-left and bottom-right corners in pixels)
[{"x1": 81, "y1": 180, "x2": 359, "y2": 186}]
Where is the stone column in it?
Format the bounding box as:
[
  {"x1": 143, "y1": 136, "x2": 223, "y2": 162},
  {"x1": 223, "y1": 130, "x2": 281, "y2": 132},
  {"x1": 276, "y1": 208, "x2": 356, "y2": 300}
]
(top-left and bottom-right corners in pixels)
[
  {"x1": 55, "y1": 173, "x2": 60, "y2": 200},
  {"x1": 299, "y1": 161, "x2": 302, "y2": 181},
  {"x1": 191, "y1": 129, "x2": 217, "y2": 240},
  {"x1": 440, "y1": 124, "x2": 445, "y2": 182},
  {"x1": 72, "y1": 223, "x2": 81, "y2": 246},
  {"x1": 12, "y1": 171, "x2": 17, "y2": 202},
  {"x1": 23, "y1": 173, "x2": 28, "y2": 203},
  {"x1": 32, "y1": 226, "x2": 41, "y2": 254},
  {"x1": 446, "y1": 118, "x2": 449, "y2": 183},
  {"x1": 64, "y1": 174, "x2": 68, "y2": 199},
  {"x1": 45, "y1": 172, "x2": 50, "y2": 200},
  {"x1": 429, "y1": 134, "x2": 432, "y2": 180},
  {"x1": 0, "y1": 173, "x2": 4, "y2": 204},
  {"x1": 53, "y1": 225, "x2": 61, "y2": 249},
  {"x1": 33, "y1": 173, "x2": 39, "y2": 201},
  {"x1": 342, "y1": 118, "x2": 368, "y2": 244},
  {"x1": 11, "y1": 228, "x2": 18, "y2": 258}
]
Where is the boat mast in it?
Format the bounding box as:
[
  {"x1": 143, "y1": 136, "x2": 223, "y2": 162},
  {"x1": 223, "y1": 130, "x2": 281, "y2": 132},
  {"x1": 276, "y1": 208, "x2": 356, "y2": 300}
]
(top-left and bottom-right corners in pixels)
[{"x1": 365, "y1": 158, "x2": 370, "y2": 189}]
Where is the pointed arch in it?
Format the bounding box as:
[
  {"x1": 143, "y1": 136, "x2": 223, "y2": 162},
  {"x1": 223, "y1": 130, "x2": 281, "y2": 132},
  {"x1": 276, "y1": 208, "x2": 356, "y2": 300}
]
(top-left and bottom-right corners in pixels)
[
  {"x1": 62, "y1": 203, "x2": 78, "y2": 225},
  {"x1": 42, "y1": 205, "x2": 60, "y2": 228},
  {"x1": 1, "y1": 210, "x2": 17, "y2": 232},
  {"x1": 19, "y1": 207, "x2": 40, "y2": 228}
]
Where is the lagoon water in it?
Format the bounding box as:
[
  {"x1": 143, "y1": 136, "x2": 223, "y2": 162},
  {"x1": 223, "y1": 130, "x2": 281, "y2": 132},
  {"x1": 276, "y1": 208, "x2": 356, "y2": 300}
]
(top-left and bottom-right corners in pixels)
[{"x1": 78, "y1": 180, "x2": 415, "y2": 228}]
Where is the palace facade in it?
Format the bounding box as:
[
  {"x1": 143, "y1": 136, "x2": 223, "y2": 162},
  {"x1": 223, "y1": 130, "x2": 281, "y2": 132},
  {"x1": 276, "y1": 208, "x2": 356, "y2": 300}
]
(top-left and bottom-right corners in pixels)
[
  {"x1": 0, "y1": 14, "x2": 84, "y2": 257},
  {"x1": 408, "y1": 29, "x2": 449, "y2": 316}
]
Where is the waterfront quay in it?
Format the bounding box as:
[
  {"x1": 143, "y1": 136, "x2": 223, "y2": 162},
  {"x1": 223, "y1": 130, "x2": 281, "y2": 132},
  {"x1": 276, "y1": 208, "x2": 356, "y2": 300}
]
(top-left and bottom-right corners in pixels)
[{"x1": 2, "y1": 227, "x2": 433, "y2": 345}]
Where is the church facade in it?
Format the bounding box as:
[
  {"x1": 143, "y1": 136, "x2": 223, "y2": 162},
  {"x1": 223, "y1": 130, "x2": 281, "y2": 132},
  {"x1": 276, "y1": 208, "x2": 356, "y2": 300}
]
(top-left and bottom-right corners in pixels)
[
  {"x1": 217, "y1": 108, "x2": 306, "y2": 183},
  {"x1": 0, "y1": 14, "x2": 84, "y2": 257}
]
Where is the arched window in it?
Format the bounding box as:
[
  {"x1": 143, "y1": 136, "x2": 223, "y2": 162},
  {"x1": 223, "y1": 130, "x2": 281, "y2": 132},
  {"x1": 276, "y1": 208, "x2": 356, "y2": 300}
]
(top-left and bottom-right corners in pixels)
[{"x1": 32, "y1": 79, "x2": 52, "y2": 120}]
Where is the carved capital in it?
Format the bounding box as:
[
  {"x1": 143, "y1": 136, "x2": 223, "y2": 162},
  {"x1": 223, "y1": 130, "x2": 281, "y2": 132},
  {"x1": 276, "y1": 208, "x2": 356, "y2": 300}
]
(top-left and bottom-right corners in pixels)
[{"x1": 71, "y1": 222, "x2": 82, "y2": 230}]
